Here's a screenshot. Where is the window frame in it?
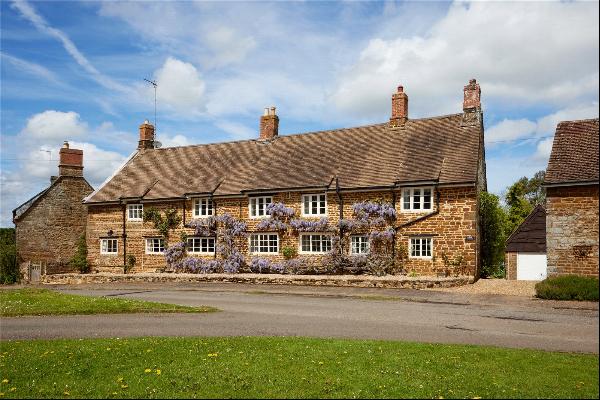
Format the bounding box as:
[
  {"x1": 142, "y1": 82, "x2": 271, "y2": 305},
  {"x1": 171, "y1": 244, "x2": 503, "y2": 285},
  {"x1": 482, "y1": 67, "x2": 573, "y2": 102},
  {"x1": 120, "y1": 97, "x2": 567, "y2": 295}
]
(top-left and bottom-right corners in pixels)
[
  {"x1": 127, "y1": 204, "x2": 143, "y2": 221},
  {"x1": 193, "y1": 198, "x2": 214, "y2": 218},
  {"x1": 145, "y1": 237, "x2": 165, "y2": 254},
  {"x1": 248, "y1": 196, "x2": 273, "y2": 219},
  {"x1": 248, "y1": 233, "x2": 279, "y2": 254},
  {"x1": 186, "y1": 236, "x2": 216, "y2": 254},
  {"x1": 401, "y1": 187, "x2": 434, "y2": 212},
  {"x1": 350, "y1": 235, "x2": 370, "y2": 255},
  {"x1": 409, "y1": 237, "x2": 433, "y2": 259},
  {"x1": 100, "y1": 238, "x2": 118, "y2": 255},
  {"x1": 299, "y1": 233, "x2": 333, "y2": 254},
  {"x1": 301, "y1": 193, "x2": 327, "y2": 216}
]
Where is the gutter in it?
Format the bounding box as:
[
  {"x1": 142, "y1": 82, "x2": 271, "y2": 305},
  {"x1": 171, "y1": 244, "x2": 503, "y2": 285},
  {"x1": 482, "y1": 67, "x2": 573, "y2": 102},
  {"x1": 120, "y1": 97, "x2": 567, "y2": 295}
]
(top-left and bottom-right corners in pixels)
[{"x1": 542, "y1": 180, "x2": 599, "y2": 188}]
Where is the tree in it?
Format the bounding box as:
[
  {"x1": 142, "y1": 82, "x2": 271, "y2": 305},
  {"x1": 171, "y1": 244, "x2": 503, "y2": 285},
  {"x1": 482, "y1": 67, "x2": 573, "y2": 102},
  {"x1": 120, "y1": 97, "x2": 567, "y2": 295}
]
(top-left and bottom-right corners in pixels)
[
  {"x1": 0, "y1": 228, "x2": 18, "y2": 284},
  {"x1": 479, "y1": 192, "x2": 507, "y2": 278},
  {"x1": 504, "y1": 170, "x2": 545, "y2": 237},
  {"x1": 70, "y1": 233, "x2": 89, "y2": 273}
]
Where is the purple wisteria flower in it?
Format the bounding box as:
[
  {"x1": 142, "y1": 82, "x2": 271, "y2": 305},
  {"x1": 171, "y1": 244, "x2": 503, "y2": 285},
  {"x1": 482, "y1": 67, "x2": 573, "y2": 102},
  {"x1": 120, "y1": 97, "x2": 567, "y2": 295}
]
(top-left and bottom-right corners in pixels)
[
  {"x1": 186, "y1": 216, "x2": 216, "y2": 236},
  {"x1": 256, "y1": 219, "x2": 289, "y2": 231},
  {"x1": 164, "y1": 242, "x2": 186, "y2": 269},
  {"x1": 369, "y1": 228, "x2": 395, "y2": 243},
  {"x1": 266, "y1": 202, "x2": 296, "y2": 219},
  {"x1": 352, "y1": 201, "x2": 397, "y2": 224},
  {"x1": 290, "y1": 217, "x2": 331, "y2": 232}
]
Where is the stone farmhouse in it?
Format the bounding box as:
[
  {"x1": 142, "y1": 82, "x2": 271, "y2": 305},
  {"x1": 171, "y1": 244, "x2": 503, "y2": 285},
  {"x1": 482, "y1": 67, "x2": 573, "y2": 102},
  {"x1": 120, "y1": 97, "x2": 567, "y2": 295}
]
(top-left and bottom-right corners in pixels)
[
  {"x1": 543, "y1": 118, "x2": 599, "y2": 278},
  {"x1": 13, "y1": 142, "x2": 93, "y2": 280},
  {"x1": 83, "y1": 80, "x2": 487, "y2": 276}
]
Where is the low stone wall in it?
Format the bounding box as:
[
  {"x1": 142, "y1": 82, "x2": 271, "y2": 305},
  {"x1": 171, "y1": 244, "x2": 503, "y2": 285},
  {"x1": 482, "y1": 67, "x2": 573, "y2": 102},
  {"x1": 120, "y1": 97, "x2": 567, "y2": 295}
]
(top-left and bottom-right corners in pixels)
[{"x1": 40, "y1": 272, "x2": 473, "y2": 289}]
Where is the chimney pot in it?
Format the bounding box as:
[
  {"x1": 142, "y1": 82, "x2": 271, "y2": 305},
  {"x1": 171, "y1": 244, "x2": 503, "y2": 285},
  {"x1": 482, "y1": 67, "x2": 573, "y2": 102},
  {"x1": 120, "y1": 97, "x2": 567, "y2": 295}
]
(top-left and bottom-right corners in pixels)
[
  {"x1": 138, "y1": 120, "x2": 155, "y2": 150},
  {"x1": 463, "y1": 78, "x2": 481, "y2": 112},
  {"x1": 63, "y1": 141, "x2": 69, "y2": 149},
  {"x1": 390, "y1": 84, "x2": 408, "y2": 127},
  {"x1": 259, "y1": 106, "x2": 279, "y2": 140}
]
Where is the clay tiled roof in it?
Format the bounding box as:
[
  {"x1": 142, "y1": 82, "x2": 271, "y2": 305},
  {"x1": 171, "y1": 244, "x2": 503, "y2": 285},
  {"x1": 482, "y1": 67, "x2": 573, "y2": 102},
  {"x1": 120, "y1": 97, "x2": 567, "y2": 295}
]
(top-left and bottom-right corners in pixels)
[
  {"x1": 506, "y1": 205, "x2": 546, "y2": 253},
  {"x1": 85, "y1": 113, "x2": 483, "y2": 203},
  {"x1": 545, "y1": 118, "x2": 599, "y2": 185}
]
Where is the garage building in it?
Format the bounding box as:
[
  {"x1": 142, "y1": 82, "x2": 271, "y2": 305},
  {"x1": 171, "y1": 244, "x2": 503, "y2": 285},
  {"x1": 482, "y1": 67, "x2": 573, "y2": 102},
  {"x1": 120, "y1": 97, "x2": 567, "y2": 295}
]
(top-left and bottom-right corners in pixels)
[{"x1": 505, "y1": 205, "x2": 547, "y2": 280}]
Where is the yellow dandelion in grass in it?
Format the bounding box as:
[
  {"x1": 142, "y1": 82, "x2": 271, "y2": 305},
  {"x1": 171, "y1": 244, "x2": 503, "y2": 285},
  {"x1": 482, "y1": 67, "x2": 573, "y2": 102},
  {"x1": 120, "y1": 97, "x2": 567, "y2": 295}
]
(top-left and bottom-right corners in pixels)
[
  {"x1": 155, "y1": 369, "x2": 161, "y2": 376},
  {"x1": 63, "y1": 391, "x2": 70, "y2": 396},
  {"x1": 121, "y1": 384, "x2": 128, "y2": 389},
  {"x1": 208, "y1": 353, "x2": 218, "y2": 358},
  {"x1": 0, "y1": 392, "x2": 4, "y2": 397},
  {"x1": 1, "y1": 379, "x2": 8, "y2": 384},
  {"x1": 9, "y1": 388, "x2": 16, "y2": 392},
  {"x1": 116, "y1": 377, "x2": 124, "y2": 382},
  {"x1": 144, "y1": 369, "x2": 152, "y2": 373}
]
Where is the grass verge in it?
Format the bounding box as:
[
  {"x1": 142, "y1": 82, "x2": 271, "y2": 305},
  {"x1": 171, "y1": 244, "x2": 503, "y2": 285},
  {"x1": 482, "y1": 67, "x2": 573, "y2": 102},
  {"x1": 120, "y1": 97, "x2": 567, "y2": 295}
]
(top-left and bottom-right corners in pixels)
[
  {"x1": 535, "y1": 275, "x2": 599, "y2": 301},
  {"x1": 0, "y1": 288, "x2": 217, "y2": 316},
  {"x1": 0, "y1": 337, "x2": 597, "y2": 399}
]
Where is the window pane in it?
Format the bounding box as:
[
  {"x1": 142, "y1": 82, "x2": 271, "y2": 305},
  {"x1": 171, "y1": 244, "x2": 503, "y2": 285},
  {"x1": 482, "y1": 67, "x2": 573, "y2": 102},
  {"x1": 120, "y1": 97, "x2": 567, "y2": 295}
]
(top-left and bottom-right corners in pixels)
[
  {"x1": 413, "y1": 189, "x2": 421, "y2": 209},
  {"x1": 403, "y1": 189, "x2": 410, "y2": 209},
  {"x1": 423, "y1": 189, "x2": 431, "y2": 210},
  {"x1": 303, "y1": 196, "x2": 309, "y2": 214}
]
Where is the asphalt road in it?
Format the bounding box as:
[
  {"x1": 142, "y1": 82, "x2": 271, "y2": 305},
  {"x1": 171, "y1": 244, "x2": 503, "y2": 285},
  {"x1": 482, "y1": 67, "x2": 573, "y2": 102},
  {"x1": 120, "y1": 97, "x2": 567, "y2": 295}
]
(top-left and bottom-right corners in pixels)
[{"x1": 1, "y1": 283, "x2": 598, "y2": 353}]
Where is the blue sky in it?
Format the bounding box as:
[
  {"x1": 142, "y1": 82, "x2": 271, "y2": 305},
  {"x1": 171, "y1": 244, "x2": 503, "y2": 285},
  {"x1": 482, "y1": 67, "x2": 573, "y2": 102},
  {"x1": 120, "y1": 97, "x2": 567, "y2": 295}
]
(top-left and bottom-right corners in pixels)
[{"x1": 1, "y1": 0, "x2": 598, "y2": 227}]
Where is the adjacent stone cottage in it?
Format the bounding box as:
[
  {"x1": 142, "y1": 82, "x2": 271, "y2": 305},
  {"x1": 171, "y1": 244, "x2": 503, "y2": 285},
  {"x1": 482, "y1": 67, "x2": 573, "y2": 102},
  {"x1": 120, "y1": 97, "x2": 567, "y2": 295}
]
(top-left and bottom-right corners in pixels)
[
  {"x1": 84, "y1": 80, "x2": 487, "y2": 277},
  {"x1": 505, "y1": 205, "x2": 547, "y2": 280},
  {"x1": 13, "y1": 142, "x2": 93, "y2": 280},
  {"x1": 544, "y1": 118, "x2": 599, "y2": 278}
]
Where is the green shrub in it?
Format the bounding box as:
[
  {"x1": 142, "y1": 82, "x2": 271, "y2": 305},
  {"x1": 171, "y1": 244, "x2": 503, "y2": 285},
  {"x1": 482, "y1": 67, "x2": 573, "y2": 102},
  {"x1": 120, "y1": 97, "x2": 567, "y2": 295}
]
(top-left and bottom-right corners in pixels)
[
  {"x1": 70, "y1": 233, "x2": 89, "y2": 273},
  {"x1": 535, "y1": 275, "x2": 599, "y2": 301},
  {"x1": 125, "y1": 254, "x2": 136, "y2": 273},
  {"x1": 281, "y1": 246, "x2": 297, "y2": 260},
  {"x1": 0, "y1": 228, "x2": 18, "y2": 284}
]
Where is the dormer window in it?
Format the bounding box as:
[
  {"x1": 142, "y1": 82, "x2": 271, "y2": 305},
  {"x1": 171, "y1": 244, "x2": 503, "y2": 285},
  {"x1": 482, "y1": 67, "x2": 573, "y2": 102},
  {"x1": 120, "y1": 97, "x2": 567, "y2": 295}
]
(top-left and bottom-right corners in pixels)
[
  {"x1": 249, "y1": 196, "x2": 273, "y2": 218},
  {"x1": 302, "y1": 193, "x2": 327, "y2": 216},
  {"x1": 401, "y1": 187, "x2": 433, "y2": 212},
  {"x1": 193, "y1": 198, "x2": 213, "y2": 218},
  {"x1": 127, "y1": 204, "x2": 143, "y2": 221}
]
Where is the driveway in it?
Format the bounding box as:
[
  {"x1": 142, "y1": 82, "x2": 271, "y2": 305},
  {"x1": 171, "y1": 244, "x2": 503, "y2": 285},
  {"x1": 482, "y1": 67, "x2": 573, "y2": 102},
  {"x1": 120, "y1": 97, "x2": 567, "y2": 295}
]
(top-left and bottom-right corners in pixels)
[{"x1": 1, "y1": 282, "x2": 598, "y2": 353}]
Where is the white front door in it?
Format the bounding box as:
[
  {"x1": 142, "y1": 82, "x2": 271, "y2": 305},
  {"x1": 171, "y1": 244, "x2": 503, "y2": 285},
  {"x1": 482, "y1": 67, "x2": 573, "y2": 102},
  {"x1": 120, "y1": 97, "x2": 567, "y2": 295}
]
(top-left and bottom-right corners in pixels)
[{"x1": 517, "y1": 253, "x2": 547, "y2": 280}]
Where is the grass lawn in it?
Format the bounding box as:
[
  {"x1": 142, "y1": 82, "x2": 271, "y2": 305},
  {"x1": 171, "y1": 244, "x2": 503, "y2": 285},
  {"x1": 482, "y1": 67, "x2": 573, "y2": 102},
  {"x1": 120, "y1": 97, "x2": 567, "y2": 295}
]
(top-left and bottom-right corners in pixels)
[
  {"x1": 0, "y1": 289, "x2": 217, "y2": 317},
  {"x1": 0, "y1": 337, "x2": 597, "y2": 399}
]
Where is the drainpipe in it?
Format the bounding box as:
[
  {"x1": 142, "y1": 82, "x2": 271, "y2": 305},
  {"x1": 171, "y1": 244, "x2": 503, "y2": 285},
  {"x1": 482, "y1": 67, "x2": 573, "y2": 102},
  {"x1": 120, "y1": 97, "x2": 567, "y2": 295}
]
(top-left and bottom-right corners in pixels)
[
  {"x1": 212, "y1": 194, "x2": 218, "y2": 260},
  {"x1": 121, "y1": 202, "x2": 127, "y2": 271},
  {"x1": 336, "y1": 177, "x2": 344, "y2": 254},
  {"x1": 391, "y1": 190, "x2": 397, "y2": 260}
]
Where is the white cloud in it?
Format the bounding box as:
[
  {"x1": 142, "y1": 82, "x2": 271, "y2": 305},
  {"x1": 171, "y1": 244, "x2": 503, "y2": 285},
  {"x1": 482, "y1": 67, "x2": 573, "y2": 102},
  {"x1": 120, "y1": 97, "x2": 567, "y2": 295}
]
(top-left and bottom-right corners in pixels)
[
  {"x1": 11, "y1": 0, "x2": 130, "y2": 93},
  {"x1": 0, "y1": 52, "x2": 59, "y2": 83},
  {"x1": 486, "y1": 119, "x2": 536, "y2": 146},
  {"x1": 152, "y1": 57, "x2": 207, "y2": 116},
  {"x1": 533, "y1": 137, "x2": 555, "y2": 163},
  {"x1": 159, "y1": 134, "x2": 191, "y2": 148},
  {"x1": 203, "y1": 26, "x2": 256, "y2": 68},
  {"x1": 331, "y1": 1, "x2": 599, "y2": 119},
  {"x1": 215, "y1": 120, "x2": 255, "y2": 140},
  {"x1": 19, "y1": 110, "x2": 87, "y2": 142}
]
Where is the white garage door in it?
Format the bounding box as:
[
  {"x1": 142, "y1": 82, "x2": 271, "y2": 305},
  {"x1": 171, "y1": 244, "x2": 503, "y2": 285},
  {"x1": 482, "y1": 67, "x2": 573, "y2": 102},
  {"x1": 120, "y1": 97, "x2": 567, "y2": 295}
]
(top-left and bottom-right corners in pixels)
[{"x1": 517, "y1": 253, "x2": 547, "y2": 280}]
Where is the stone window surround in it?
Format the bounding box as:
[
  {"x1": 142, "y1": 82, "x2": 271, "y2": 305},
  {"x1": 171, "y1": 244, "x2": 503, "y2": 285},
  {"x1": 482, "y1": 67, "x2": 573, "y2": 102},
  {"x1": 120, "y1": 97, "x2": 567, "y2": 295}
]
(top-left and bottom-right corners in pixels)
[
  {"x1": 409, "y1": 236, "x2": 433, "y2": 259},
  {"x1": 249, "y1": 232, "x2": 279, "y2": 254},
  {"x1": 127, "y1": 203, "x2": 143, "y2": 221},
  {"x1": 145, "y1": 237, "x2": 165, "y2": 254},
  {"x1": 249, "y1": 196, "x2": 273, "y2": 219},
  {"x1": 301, "y1": 193, "x2": 327, "y2": 216},
  {"x1": 401, "y1": 186, "x2": 434, "y2": 212},
  {"x1": 187, "y1": 236, "x2": 216, "y2": 254},
  {"x1": 299, "y1": 233, "x2": 332, "y2": 254},
  {"x1": 100, "y1": 238, "x2": 118, "y2": 255},
  {"x1": 193, "y1": 198, "x2": 213, "y2": 218},
  {"x1": 350, "y1": 235, "x2": 370, "y2": 255}
]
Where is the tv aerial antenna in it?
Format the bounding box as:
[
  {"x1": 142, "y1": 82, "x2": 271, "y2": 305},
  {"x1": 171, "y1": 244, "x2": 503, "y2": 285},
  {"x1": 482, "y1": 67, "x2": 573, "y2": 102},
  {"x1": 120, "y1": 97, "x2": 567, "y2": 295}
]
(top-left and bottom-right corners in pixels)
[{"x1": 143, "y1": 78, "x2": 162, "y2": 148}]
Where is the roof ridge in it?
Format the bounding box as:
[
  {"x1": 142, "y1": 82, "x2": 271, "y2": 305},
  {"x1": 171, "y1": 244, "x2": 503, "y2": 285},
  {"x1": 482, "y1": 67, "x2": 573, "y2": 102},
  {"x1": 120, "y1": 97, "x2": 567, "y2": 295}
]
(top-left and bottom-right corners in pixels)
[
  {"x1": 557, "y1": 117, "x2": 599, "y2": 125},
  {"x1": 151, "y1": 113, "x2": 465, "y2": 152}
]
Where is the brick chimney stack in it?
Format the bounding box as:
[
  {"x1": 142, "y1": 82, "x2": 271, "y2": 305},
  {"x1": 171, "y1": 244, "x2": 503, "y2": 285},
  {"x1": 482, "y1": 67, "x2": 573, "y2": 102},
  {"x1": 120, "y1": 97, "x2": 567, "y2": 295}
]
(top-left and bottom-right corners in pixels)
[
  {"x1": 58, "y1": 141, "x2": 83, "y2": 177},
  {"x1": 259, "y1": 107, "x2": 279, "y2": 140},
  {"x1": 138, "y1": 120, "x2": 155, "y2": 150},
  {"x1": 463, "y1": 78, "x2": 481, "y2": 112},
  {"x1": 390, "y1": 85, "x2": 408, "y2": 127}
]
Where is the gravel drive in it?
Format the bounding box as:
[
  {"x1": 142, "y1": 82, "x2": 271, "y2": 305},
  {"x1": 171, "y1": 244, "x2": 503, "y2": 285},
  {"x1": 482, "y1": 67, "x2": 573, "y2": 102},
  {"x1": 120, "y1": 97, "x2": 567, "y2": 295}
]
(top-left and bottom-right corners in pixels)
[{"x1": 431, "y1": 278, "x2": 537, "y2": 297}]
